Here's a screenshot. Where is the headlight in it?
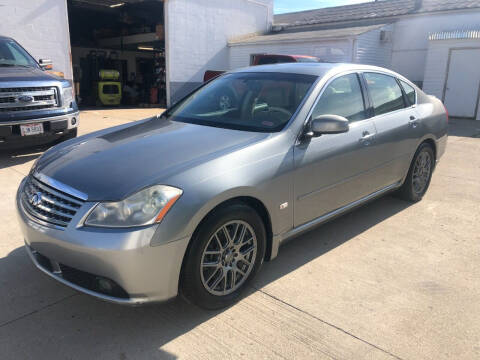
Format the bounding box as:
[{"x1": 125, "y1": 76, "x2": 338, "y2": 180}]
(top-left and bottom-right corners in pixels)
[
  {"x1": 62, "y1": 86, "x2": 74, "y2": 108},
  {"x1": 84, "y1": 185, "x2": 182, "y2": 228}
]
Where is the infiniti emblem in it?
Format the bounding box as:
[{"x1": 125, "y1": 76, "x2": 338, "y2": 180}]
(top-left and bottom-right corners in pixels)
[
  {"x1": 18, "y1": 95, "x2": 34, "y2": 103},
  {"x1": 29, "y1": 192, "x2": 42, "y2": 206}
]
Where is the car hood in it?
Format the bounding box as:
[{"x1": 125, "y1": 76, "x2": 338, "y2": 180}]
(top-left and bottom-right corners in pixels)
[
  {"x1": 35, "y1": 117, "x2": 269, "y2": 201},
  {"x1": 0, "y1": 66, "x2": 61, "y2": 82}
]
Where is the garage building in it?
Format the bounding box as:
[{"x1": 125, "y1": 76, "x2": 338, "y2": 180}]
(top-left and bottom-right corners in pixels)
[
  {"x1": 1, "y1": 0, "x2": 480, "y2": 119},
  {"x1": 234, "y1": 0, "x2": 480, "y2": 120},
  {"x1": 0, "y1": 0, "x2": 273, "y2": 107}
]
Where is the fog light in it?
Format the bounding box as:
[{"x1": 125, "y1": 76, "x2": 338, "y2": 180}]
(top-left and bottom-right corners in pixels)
[
  {"x1": 71, "y1": 117, "x2": 77, "y2": 126},
  {"x1": 95, "y1": 277, "x2": 113, "y2": 293}
]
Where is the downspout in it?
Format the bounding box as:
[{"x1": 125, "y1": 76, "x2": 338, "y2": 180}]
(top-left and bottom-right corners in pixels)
[
  {"x1": 350, "y1": 38, "x2": 357, "y2": 63},
  {"x1": 164, "y1": 0, "x2": 171, "y2": 107}
]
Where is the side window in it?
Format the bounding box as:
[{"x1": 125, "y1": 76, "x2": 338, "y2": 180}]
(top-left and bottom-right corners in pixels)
[
  {"x1": 312, "y1": 73, "x2": 367, "y2": 122},
  {"x1": 5, "y1": 42, "x2": 29, "y2": 66},
  {"x1": 364, "y1": 73, "x2": 406, "y2": 116},
  {"x1": 400, "y1": 80, "x2": 416, "y2": 105}
]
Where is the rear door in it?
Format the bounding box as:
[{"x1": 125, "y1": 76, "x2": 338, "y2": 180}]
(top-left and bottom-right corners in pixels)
[
  {"x1": 293, "y1": 72, "x2": 379, "y2": 227},
  {"x1": 362, "y1": 72, "x2": 420, "y2": 187}
]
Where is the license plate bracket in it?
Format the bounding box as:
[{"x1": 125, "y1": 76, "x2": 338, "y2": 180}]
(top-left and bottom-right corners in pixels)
[{"x1": 20, "y1": 123, "x2": 44, "y2": 136}]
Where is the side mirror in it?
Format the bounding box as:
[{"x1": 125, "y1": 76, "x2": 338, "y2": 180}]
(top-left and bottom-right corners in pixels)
[
  {"x1": 39, "y1": 59, "x2": 53, "y2": 71},
  {"x1": 306, "y1": 114, "x2": 349, "y2": 137}
]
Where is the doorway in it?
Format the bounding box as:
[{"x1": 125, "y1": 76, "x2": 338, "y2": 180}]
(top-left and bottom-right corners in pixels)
[
  {"x1": 67, "y1": 0, "x2": 166, "y2": 108},
  {"x1": 443, "y1": 48, "x2": 480, "y2": 119}
]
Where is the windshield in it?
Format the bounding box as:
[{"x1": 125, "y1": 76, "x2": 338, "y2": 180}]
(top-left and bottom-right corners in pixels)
[
  {"x1": 168, "y1": 72, "x2": 318, "y2": 132},
  {"x1": 0, "y1": 39, "x2": 38, "y2": 67}
]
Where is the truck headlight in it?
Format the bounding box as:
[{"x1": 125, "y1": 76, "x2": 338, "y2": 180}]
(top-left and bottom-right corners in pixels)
[
  {"x1": 62, "y1": 86, "x2": 75, "y2": 108},
  {"x1": 84, "y1": 185, "x2": 182, "y2": 227}
]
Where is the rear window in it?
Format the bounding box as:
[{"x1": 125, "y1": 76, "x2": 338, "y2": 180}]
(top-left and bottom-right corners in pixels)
[
  {"x1": 400, "y1": 80, "x2": 416, "y2": 105},
  {"x1": 364, "y1": 73, "x2": 406, "y2": 116},
  {"x1": 256, "y1": 56, "x2": 295, "y2": 65}
]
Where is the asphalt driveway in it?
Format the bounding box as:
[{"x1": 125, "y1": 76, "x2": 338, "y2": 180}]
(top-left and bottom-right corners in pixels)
[{"x1": 0, "y1": 110, "x2": 479, "y2": 359}]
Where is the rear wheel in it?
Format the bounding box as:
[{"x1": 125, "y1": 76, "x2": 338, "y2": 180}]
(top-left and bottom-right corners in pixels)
[
  {"x1": 397, "y1": 143, "x2": 435, "y2": 202},
  {"x1": 180, "y1": 203, "x2": 266, "y2": 309}
]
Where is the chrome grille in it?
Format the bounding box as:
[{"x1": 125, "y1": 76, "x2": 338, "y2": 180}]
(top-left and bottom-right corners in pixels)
[
  {"x1": 21, "y1": 176, "x2": 84, "y2": 227},
  {"x1": 0, "y1": 87, "x2": 58, "y2": 112}
]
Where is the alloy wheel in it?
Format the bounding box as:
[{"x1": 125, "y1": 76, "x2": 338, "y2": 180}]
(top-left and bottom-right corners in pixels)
[
  {"x1": 412, "y1": 150, "x2": 432, "y2": 194},
  {"x1": 200, "y1": 220, "x2": 257, "y2": 296}
]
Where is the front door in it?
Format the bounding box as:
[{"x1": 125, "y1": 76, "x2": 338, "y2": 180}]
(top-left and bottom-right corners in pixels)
[
  {"x1": 293, "y1": 73, "x2": 379, "y2": 227},
  {"x1": 444, "y1": 48, "x2": 480, "y2": 118}
]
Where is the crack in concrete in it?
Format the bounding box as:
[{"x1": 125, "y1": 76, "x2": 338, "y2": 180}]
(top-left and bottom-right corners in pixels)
[
  {"x1": 0, "y1": 293, "x2": 78, "y2": 329},
  {"x1": 254, "y1": 287, "x2": 404, "y2": 360}
]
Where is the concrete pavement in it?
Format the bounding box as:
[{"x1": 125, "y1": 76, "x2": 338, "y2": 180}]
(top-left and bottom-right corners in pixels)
[{"x1": 0, "y1": 111, "x2": 479, "y2": 359}]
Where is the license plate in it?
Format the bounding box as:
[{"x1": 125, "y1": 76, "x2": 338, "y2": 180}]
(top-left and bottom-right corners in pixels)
[{"x1": 20, "y1": 123, "x2": 44, "y2": 136}]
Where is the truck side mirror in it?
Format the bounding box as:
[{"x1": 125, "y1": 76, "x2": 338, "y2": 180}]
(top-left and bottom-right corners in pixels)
[{"x1": 39, "y1": 59, "x2": 53, "y2": 71}]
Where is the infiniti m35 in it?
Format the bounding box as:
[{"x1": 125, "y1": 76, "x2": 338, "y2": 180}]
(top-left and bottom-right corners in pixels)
[{"x1": 17, "y1": 63, "x2": 448, "y2": 309}]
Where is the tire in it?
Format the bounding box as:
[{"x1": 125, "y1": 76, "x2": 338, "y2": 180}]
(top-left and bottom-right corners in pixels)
[
  {"x1": 397, "y1": 142, "x2": 435, "y2": 202},
  {"x1": 180, "y1": 203, "x2": 266, "y2": 310}
]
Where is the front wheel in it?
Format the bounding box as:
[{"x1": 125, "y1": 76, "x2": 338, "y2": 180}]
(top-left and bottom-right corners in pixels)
[
  {"x1": 180, "y1": 203, "x2": 266, "y2": 309},
  {"x1": 397, "y1": 143, "x2": 435, "y2": 202}
]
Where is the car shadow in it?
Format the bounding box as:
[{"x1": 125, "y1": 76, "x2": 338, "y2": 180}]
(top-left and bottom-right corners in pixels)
[
  {"x1": 0, "y1": 194, "x2": 411, "y2": 358},
  {"x1": 448, "y1": 118, "x2": 480, "y2": 138},
  {"x1": 0, "y1": 147, "x2": 46, "y2": 170}
]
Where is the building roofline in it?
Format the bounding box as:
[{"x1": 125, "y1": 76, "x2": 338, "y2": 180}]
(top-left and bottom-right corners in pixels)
[{"x1": 274, "y1": 2, "x2": 480, "y2": 30}]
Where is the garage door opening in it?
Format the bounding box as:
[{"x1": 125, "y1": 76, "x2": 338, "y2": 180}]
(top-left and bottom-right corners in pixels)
[{"x1": 67, "y1": 0, "x2": 166, "y2": 109}]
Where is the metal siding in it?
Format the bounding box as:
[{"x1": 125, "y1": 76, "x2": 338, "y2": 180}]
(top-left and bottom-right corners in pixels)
[
  {"x1": 423, "y1": 38, "x2": 480, "y2": 119},
  {"x1": 391, "y1": 11, "x2": 480, "y2": 83},
  {"x1": 229, "y1": 40, "x2": 351, "y2": 69},
  {"x1": 355, "y1": 25, "x2": 393, "y2": 67}
]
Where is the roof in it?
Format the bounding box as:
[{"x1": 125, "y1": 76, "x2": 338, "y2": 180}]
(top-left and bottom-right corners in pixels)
[
  {"x1": 232, "y1": 62, "x2": 402, "y2": 78},
  {"x1": 274, "y1": 0, "x2": 480, "y2": 28},
  {"x1": 229, "y1": 24, "x2": 385, "y2": 46}
]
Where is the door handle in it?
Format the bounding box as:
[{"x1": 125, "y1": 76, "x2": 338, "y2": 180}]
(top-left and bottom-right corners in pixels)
[
  {"x1": 409, "y1": 116, "x2": 419, "y2": 128},
  {"x1": 359, "y1": 132, "x2": 375, "y2": 146}
]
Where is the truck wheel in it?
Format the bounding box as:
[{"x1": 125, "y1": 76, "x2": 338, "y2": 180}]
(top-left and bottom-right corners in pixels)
[{"x1": 180, "y1": 203, "x2": 266, "y2": 309}]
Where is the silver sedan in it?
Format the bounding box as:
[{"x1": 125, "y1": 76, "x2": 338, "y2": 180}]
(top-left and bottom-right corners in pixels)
[{"x1": 16, "y1": 63, "x2": 448, "y2": 309}]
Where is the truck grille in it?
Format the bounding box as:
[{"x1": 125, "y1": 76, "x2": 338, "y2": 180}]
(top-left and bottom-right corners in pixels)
[
  {"x1": 21, "y1": 176, "x2": 84, "y2": 227},
  {"x1": 0, "y1": 87, "x2": 58, "y2": 112}
]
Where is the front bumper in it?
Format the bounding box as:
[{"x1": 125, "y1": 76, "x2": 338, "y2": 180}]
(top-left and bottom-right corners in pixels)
[
  {"x1": 0, "y1": 111, "x2": 79, "y2": 148},
  {"x1": 16, "y1": 178, "x2": 190, "y2": 305}
]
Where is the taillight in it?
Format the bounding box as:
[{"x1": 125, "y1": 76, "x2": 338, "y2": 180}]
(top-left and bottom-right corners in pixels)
[{"x1": 443, "y1": 104, "x2": 449, "y2": 123}]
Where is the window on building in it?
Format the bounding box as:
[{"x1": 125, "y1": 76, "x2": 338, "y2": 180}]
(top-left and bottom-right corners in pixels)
[
  {"x1": 364, "y1": 72, "x2": 406, "y2": 116},
  {"x1": 312, "y1": 73, "x2": 367, "y2": 122}
]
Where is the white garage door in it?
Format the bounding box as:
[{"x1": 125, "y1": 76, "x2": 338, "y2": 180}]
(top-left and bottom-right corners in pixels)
[{"x1": 444, "y1": 48, "x2": 480, "y2": 118}]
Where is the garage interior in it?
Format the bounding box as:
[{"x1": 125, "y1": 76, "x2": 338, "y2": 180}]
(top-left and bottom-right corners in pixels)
[{"x1": 67, "y1": 0, "x2": 166, "y2": 108}]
